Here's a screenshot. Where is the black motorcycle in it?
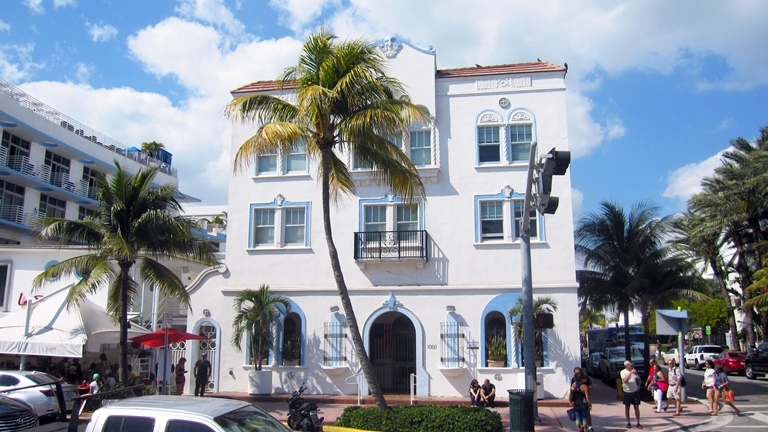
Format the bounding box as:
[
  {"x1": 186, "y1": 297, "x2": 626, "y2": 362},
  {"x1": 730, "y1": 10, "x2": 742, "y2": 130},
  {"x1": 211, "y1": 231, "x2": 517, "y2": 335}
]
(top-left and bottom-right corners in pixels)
[{"x1": 287, "y1": 384, "x2": 324, "y2": 432}]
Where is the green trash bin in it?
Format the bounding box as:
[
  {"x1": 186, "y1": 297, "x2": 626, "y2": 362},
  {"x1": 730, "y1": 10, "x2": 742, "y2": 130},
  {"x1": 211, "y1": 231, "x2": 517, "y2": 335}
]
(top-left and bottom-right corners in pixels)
[{"x1": 508, "y1": 389, "x2": 535, "y2": 432}]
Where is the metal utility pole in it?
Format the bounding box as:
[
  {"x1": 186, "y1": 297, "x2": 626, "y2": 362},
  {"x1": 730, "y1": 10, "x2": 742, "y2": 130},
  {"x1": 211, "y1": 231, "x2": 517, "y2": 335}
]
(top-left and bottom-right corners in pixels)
[{"x1": 521, "y1": 141, "x2": 540, "y2": 424}]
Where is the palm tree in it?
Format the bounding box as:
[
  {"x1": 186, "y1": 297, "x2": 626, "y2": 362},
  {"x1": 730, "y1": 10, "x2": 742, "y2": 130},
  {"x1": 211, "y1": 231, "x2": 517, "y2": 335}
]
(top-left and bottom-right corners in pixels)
[
  {"x1": 225, "y1": 28, "x2": 430, "y2": 409},
  {"x1": 673, "y1": 211, "x2": 739, "y2": 349},
  {"x1": 575, "y1": 201, "x2": 669, "y2": 361},
  {"x1": 141, "y1": 140, "x2": 165, "y2": 159},
  {"x1": 231, "y1": 285, "x2": 290, "y2": 370},
  {"x1": 579, "y1": 306, "x2": 606, "y2": 334},
  {"x1": 32, "y1": 162, "x2": 220, "y2": 385},
  {"x1": 509, "y1": 296, "x2": 558, "y2": 366}
]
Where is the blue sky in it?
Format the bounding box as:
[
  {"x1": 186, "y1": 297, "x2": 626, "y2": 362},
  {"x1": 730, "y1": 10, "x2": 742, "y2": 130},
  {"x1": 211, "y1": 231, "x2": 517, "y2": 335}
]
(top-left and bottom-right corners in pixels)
[{"x1": 1, "y1": 0, "x2": 766, "y2": 220}]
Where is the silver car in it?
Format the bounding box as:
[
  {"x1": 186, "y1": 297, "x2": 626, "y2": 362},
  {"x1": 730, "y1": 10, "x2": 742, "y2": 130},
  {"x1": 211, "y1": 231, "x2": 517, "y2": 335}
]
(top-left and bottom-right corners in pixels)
[{"x1": 0, "y1": 371, "x2": 79, "y2": 420}]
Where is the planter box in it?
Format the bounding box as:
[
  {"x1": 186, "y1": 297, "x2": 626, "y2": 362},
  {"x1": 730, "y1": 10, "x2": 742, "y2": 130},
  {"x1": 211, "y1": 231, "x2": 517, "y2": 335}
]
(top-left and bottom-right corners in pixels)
[{"x1": 247, "y1": 369, "x2": 273, "y2": 395}]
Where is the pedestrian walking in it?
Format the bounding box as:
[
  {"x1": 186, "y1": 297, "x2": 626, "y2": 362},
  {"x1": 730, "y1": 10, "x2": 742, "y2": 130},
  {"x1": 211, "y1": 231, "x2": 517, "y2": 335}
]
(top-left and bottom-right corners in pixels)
[
  {"x1": 666, "y1": 359, "x2": 683, "y2": 416},
  {"x1": 620, "y1": 360, "x2": 642, "y2": 429},
  {"x1": 647, "y1": 363, "x2": 668, "y2": 413},
  {"x1": 702, "y1": 360, "x2": 717, "y2": 415},
  {"x1": 714, "y1": 365, "x2": 740, "y2": 416},
  {"x1": 569, "y1": 374, "x2": 592, "y2": 432},
  {"x1": 570, "y1": 367, "x2": 595, "y2": 432},
  {"x1": 194, "y1": 353, "x2": 212, "y2": 397},
  {"x1": 175, "y1": 358, "x2": 187, "y2": 395}
]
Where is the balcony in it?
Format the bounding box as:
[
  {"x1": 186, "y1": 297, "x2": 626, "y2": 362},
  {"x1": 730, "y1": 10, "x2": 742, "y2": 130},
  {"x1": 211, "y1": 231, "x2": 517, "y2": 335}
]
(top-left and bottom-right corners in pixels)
[
  {"x1": 0, "y1": 205, "x2": 39, "y2": 228},
  {"x1": 353, "y1": 230, "x2": 428, "y2": 263}
]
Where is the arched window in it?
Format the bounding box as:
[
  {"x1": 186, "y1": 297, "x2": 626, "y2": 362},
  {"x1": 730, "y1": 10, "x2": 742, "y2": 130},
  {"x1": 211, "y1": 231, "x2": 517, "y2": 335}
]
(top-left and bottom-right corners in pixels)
[
  {"x1": 484, "y1": 312, "x2": 508, "y2": 367},
  {"x1": 282, "y1": 312, "x2": 302, "y2": 365},
  {"x1": 476, "y1": 111, "x2": 503, "y2": 165}
]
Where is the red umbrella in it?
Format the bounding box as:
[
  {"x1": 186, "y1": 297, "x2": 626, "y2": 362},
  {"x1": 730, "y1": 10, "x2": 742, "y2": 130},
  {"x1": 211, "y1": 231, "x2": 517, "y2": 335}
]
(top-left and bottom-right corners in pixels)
[{"x1": 128, "y1": 328, "x2": 209, "y2": 348}]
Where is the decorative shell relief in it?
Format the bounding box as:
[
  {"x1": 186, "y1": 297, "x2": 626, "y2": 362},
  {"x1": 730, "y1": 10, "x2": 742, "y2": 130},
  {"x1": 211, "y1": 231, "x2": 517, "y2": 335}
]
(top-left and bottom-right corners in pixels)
[
  {"x1": 478, "y1": 113, "x2": 500, "y2": 124},
  {"x1": 510, "y1": 111, "x2": 531, "y2": 122},
  {"x1": 379, "y1": 37, "x2": 403, "y2": 59}
]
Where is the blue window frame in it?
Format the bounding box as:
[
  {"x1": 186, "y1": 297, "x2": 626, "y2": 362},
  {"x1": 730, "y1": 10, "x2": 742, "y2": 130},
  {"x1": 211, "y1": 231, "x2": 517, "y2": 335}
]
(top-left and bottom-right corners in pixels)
[{"x1": 249, "y1": 197, "x2": 311, "y2": 248}]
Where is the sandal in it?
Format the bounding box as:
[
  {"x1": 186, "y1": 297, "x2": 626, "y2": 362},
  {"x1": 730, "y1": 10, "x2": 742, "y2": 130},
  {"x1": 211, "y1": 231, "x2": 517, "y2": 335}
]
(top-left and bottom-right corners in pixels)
[
  {"x1": 673, "y1": 413, "x2": 681, "y2": 416},
  {"x1": 636, "y1": 424, "x2": 643, "y2": 429},
  {"x1": 626, "y1": 423, "x2": 632, "y2": 429}
]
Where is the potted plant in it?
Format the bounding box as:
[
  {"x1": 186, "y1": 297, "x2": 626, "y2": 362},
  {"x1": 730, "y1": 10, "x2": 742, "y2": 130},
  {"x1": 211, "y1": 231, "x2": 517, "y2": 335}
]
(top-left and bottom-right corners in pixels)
[
  {"x1": 231, "y1": 284, "x2": 290, "y2": 394},
  {"x1": 283, "y1": 335, "x2": 301, "y2": 366},
  {"x1": 486, "y1": 334, "x2": 507, "y2": 367},
  {"x1": 509, "y1": 295, "x2": 558, "y2": 367}
]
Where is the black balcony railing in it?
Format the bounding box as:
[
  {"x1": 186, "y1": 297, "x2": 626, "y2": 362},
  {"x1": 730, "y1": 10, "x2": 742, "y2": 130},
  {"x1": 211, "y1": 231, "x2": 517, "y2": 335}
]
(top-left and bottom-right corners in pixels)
[{"x1": 354, "y1": 230, "x2": 428, "y2": 261}]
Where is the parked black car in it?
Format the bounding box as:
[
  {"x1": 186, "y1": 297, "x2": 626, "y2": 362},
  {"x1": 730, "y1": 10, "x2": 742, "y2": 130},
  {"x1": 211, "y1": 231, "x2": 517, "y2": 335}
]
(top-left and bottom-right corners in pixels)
[
  {"x1": 745, "y1": 341, "x2": 768, "y2": 380},
  {"x1": 0, "y1": 394, "x2": 38, "y2": 430}
]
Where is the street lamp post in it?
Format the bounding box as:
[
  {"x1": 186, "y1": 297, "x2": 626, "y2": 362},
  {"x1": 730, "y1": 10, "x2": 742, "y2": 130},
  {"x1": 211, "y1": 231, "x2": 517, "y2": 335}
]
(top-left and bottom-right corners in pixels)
[{"x1": 520, "y1": 141, "x2": 540, "y2": 423}]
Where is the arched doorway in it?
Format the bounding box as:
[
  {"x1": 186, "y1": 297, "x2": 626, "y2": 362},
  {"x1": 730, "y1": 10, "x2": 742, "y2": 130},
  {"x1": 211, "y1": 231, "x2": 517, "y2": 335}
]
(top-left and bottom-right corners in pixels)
[
  {"x1": 485, "y1": 311, "x2": 507, "y2": 367},
  {"x1": 369, "y1": 312, "x2": 416, "y2": 394}
]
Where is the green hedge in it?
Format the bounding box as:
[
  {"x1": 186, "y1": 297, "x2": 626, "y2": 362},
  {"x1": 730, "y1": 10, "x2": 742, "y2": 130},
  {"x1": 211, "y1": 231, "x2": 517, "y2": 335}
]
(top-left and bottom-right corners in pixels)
[{"x1": 335, "y1": 405, "x2": 503, "y2": 432}]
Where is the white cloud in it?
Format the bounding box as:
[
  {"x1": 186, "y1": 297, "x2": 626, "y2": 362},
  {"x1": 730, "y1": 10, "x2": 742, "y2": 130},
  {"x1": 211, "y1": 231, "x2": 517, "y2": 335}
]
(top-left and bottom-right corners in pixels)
[
  {"x1": 74, "y1": 63, "x2": 89, "y2": 83},
  {"x1": 0, "y1": 20, "x2": 10, "y2": 33},
  {"x1": 270, "y1": 0, "x2": 336, "y2": 33},
  {"x1": 88, "y1": 23, "x2": 118, "y2": 43},
  {"x1": 571, "y1": 188, "x2": 584, "y2": 221},
  {"x1": 0, "y1": 43, "x2": 42, "y2": 83},
  {"x1": 24, "y1": 0, "x2": 44, "y2": 14},
  {"x1": 175, "y1": 0, "x2": 249, "y2": 45},
  {"x1": 24, "y1": 0, "x2": 75, "y2": 13},
  {"x1": 662, "y1": 151, "x2": 725, "y2": 207}
]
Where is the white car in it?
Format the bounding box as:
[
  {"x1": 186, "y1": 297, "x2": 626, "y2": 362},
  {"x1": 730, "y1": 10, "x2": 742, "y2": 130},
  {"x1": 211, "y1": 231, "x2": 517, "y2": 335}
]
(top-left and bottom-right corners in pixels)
[
  {"x1": 84, "y1": 396, "x2": 293, "y2": 432},
  {"x1": 662, "y1": 348, "x2": 684, "y2": 365},
  {"x1": 684, "y1": 345, "x2": 723, "y2": 370},
  {"x1": 0, "y1": 371, "x2": 79, "y2": 420}
]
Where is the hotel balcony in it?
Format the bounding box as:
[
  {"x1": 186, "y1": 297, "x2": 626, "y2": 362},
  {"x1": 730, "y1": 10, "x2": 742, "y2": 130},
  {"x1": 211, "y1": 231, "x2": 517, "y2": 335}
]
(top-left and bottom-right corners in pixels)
[{"x1": 353, "y1": 230, "x2": 429, "y2": 262}]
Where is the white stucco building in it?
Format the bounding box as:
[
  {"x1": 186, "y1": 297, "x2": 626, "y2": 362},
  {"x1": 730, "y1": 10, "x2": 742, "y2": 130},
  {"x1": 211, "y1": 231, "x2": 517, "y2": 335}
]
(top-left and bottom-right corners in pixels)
[
  {"x1": 186, "y1": 38, "x2": 580, "y2": 399},
  {"x1": 0, "y1": 77, "x2": 223, "y2": 372}
]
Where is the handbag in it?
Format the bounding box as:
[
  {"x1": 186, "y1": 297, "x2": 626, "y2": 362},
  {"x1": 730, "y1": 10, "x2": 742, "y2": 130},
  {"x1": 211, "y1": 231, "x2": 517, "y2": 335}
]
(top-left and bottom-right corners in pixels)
[
  {"x1": 723, "y1": 389, "x2": 735, "y2": 402},
  {"x1": 657, "y1": 380, "x2": 668, "y2": 392},
  {"x1": 567, "y1": 408, "x2": 577, "y2": 421}
]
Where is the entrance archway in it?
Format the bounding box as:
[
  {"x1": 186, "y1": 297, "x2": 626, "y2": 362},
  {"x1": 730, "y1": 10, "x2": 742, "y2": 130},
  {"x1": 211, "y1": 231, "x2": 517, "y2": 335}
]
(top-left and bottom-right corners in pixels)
[{"x1": 369, "y1": 312, "x2": 416, "y2": 394}]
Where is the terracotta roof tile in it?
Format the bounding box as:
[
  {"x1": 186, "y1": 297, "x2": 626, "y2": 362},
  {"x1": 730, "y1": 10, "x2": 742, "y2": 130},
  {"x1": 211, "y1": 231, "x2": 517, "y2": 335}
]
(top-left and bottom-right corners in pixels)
[
  {"x1": 232, "y1": 61, "x2": 566, "y2": 94},
  {"x1": 436, "y1": 61, "x2": 566, "y2": 78}
]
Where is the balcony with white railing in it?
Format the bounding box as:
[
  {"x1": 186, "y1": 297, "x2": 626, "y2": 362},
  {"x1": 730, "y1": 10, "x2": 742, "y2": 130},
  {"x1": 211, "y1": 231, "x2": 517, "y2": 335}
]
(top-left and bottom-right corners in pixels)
[
  {"x1": 0, "y1": 205, "x2": 39, "y2": 228},
  {"x1": 0, "y1": 77, "x2": 177, "y2": 178}
]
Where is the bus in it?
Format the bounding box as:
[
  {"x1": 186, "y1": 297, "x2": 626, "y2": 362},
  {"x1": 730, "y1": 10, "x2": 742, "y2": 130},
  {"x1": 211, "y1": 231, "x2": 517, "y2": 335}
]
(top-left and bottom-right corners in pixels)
[{"x1": 586, "y1": 326, "x2": 645, "y2": 355}]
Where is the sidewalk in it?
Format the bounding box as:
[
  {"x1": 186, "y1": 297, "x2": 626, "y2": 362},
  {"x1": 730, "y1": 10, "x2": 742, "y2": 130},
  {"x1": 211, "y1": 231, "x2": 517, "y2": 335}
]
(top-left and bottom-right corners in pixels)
[
  {"x1": 32, "y1": 383, "x2": 715, "y2": 432},
  {"x1": 220, "y1": 382, "x2": 714, "y2": 431}
]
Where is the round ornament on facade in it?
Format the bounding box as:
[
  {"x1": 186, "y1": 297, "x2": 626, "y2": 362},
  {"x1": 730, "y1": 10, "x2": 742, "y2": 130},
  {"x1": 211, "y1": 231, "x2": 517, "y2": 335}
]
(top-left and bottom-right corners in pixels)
[{"x1": 499, "y1": 98, "x2": 510, "y2": 109}]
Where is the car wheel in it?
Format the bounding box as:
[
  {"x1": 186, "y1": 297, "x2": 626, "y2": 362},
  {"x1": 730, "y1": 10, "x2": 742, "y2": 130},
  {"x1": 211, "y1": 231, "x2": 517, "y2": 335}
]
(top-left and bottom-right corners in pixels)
[{"x1": 746, "y1": 364, "x2": 756, "y2": 380}]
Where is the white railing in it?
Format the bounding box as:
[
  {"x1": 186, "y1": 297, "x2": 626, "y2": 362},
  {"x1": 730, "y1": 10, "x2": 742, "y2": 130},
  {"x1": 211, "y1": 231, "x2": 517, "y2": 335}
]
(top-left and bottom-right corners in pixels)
[
  {"x1": 345, "y1": 369, "x2": 364, "y2": 406},
  {"x1": 0, "y1": 77, "x2": 177, "y2": 178},
  {"x1": 409, "y1": 373, "x2": 428, "y2": 405}
]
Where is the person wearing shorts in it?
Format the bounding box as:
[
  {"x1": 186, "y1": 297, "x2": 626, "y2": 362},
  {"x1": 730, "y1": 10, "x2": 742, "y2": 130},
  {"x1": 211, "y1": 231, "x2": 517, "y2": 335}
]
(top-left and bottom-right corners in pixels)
[
  {"x1": 666, "y1": 359, "x2": 683, "y2": 416},
  {"x1": 620, "y1": 361, "x2": 642, "y2": 429}
]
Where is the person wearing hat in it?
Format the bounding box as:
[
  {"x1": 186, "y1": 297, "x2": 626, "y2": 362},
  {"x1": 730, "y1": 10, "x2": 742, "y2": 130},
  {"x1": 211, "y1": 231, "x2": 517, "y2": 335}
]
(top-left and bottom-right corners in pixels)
[
  {"x1": 194, "y1": 353, "x2": 212, "y2": 397},
  {"x1": 88, "y1": 373, "x2": 101, "y2": 395},
  {"x1": 620, "y1": 360, "x2": 642, "y2": 429}
]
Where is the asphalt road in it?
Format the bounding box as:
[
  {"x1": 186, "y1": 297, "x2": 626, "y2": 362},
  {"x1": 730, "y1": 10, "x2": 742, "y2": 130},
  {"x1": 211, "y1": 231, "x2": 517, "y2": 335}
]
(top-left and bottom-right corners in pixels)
[{"x1": 670, "y1": 364, "x2": 768, "y2": 430}]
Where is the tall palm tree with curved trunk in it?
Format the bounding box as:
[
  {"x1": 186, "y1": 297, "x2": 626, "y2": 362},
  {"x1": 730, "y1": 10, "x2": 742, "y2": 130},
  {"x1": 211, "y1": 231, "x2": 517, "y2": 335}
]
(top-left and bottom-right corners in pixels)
[
  {"x1": 32, "y1": 162, "x2": 221, "y2": 385},
  {"x1": 226, "y1": 28, "x2": 430, "y2": 409},
  {"x1": 575, "y1": 201, "x2": 670, "y2": 362},
  {"x1": 673, "y1": 211, "x2": 739, "y2": 349},
  {"x1": 231, "y1": 285, "x2": 290, "y2": 371}
]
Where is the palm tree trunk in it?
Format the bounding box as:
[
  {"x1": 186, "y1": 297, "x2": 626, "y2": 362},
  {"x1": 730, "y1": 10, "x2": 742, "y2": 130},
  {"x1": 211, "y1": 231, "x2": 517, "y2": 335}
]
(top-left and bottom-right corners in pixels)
[
  {"x1": 732, "y1": 232, "x2": 757, "y2": 349},
  {"x1": 320, "y1": 150, "x2": 387, "y2": 409},
  {"x1": 119, "y1": 264, "x2": 130, "y2": 387},
  {"x1": 623, "y1": 306, "x2": 631, "y2": 362},
  {"x1": 710, "y1": 259, "x2": 739, "y2": 349}
]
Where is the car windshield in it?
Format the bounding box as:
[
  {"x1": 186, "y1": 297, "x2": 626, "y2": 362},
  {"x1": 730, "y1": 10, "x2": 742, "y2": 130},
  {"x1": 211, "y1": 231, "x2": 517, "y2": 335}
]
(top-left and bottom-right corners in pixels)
[
  {"x1": 702, "y1": 347, "x2": 723, "y2": 353},
  {"x1": 215, "y1": 405, "x2": 291, "y2": 432},
  {"x1": 607, "y1": 347, "x2": 642, "y2": 360}
]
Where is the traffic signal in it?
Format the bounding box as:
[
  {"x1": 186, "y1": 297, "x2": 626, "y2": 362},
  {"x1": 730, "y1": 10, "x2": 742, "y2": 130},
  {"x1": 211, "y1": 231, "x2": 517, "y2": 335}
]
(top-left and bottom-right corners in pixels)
[
  {"x1": 535, "y1": 313, "x2": 554, "y2": 329},
  {"x1": 535, "y1": 148, "x2": 571, "y2": 214}
]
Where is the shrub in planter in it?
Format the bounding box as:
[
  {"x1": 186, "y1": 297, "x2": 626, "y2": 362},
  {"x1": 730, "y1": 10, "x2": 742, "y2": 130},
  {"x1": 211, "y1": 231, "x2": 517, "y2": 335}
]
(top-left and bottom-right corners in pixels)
[{"x1": 336, "y1": 404, "x2": 502, "y2": 432}]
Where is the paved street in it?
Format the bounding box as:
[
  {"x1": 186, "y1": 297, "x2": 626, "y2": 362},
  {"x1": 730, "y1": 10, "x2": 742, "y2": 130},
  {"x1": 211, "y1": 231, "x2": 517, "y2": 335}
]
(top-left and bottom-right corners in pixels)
[{"x1": 671, "y1": 365, "x2": 768, "y2": 431}]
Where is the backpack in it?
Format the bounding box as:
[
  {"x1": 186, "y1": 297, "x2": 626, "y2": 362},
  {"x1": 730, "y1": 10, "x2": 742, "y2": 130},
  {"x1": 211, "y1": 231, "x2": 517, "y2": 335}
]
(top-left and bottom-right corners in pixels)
[{"x1": 679, "y1": 373, "x2": 686, "y2": 388}]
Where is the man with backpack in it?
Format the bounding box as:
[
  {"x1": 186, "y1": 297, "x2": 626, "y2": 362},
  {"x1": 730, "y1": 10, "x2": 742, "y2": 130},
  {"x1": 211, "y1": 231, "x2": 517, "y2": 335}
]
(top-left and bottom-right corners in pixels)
[{"x1": 666, "y1": 359, "x2": 684, "y2": 416}]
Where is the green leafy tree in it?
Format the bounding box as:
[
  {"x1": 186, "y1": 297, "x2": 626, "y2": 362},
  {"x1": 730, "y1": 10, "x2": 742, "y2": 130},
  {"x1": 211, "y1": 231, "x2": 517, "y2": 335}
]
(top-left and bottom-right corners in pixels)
[
  {"x1": 32, "y1": 162, "x2": 220, "y2": 385},
  {"x1": 225, "y1": 28, "x2": 430, "y2": 409},
  {"x1": 141, "y1": 140, "x2": 165, "y2": 159},
  {"x1": 509, "y1": 296, "x2": 558, "y2": 365},
  {"x1": 231, "y1": 285, "x2": 290, "y2": 370}
]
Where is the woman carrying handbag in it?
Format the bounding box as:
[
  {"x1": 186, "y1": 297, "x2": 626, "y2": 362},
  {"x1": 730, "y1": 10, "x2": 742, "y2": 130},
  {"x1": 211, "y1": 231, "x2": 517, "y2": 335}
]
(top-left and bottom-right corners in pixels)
[{"x1": 714, "y1": 365, "x2": 741, "y2": 416}]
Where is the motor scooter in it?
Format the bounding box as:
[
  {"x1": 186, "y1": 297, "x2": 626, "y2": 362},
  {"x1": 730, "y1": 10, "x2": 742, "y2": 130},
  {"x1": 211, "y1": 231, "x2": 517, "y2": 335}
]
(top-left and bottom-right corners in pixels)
[{"x1": 287, "y1": 384, "x2": 324, "y2": 432}]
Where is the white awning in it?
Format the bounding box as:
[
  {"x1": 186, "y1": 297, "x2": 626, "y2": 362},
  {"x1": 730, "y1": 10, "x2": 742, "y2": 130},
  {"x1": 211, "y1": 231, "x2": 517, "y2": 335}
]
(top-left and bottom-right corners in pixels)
[
  {"x1": 0, "y1": 287, "x2": 86, "y2": 358},
  {"x1": 0, "y1": 286, "x2": 152, "y2": 357}
]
